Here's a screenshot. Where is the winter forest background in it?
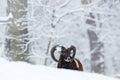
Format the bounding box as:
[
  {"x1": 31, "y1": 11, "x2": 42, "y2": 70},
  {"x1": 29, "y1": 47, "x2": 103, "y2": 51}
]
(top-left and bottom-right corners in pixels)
[{"x1": 0, "y1": 0, "x2": 120, "y2": 77}]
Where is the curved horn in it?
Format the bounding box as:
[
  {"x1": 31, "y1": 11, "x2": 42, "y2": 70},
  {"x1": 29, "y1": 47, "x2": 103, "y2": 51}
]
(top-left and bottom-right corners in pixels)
[
  {"x1": 69, "y1": 45, "x2": 76, "y2": 58},
  {"x1": 51, "y1": 45, "x2": 66, "y2": 62},
  {"x1": 51, "y1": 45, "x2": 59, "y2": 62}
]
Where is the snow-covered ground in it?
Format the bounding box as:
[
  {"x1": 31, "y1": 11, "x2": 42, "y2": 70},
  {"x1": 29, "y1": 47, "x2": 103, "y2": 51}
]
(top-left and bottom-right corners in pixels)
[{"x1": 0, "y1": 58, "x2": 119, "y2": 80}]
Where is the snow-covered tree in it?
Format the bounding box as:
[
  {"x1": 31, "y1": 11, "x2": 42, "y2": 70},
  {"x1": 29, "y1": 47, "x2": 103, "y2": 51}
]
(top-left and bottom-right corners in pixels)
[
  {"x1": 6, "y1": 0, "x2": 29, "y2": 61},
  {"x1": 27, "y1": 0, "x2": 90, "y2": 65}
]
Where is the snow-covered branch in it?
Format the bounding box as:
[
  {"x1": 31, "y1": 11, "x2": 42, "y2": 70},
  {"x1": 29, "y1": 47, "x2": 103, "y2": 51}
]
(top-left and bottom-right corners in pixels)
[{"x1": 0, "y1": 13, "x2": 13, "y2": 22}]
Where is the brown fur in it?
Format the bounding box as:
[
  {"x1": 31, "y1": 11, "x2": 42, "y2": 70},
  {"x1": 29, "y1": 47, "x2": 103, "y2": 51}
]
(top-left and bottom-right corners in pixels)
[{"x1": 74, "y1": 58, "x2": 83, "y2": 71}]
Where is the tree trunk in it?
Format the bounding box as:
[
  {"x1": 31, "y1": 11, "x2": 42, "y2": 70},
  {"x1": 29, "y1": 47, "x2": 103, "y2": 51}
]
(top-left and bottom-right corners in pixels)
[
  {"x1": 6, "y1": 0, "x2": 29, "y2": 61},
  {"x1": 87, "y1": 29, "x2": 105, "y2": 73},
  {"x1": 44, "y1": 38, "x2": 52, "y2": 65}
]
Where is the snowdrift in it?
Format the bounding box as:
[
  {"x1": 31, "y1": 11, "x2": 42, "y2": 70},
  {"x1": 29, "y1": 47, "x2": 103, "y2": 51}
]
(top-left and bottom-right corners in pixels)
[{"x1": 0, "y1": 58, "x2": 119, "y2": 80}]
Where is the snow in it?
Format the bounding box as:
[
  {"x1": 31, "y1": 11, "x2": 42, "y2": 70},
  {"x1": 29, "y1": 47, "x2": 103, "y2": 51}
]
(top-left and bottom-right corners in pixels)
[
  {"x1": 0, "y1": 13, "x2": 13, "y2": 21},
  {"x1": 115, "y1": 74, "x2": 120, "y2": 79},
  {"x1": 0, "y1": 58, "x2": 119, "y2": 80}
]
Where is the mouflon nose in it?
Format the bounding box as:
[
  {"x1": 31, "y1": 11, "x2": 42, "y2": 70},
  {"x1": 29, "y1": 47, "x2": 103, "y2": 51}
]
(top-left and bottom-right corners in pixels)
[{"x1": 67, "y1": 57, "x2": 71, "y2": 60}]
